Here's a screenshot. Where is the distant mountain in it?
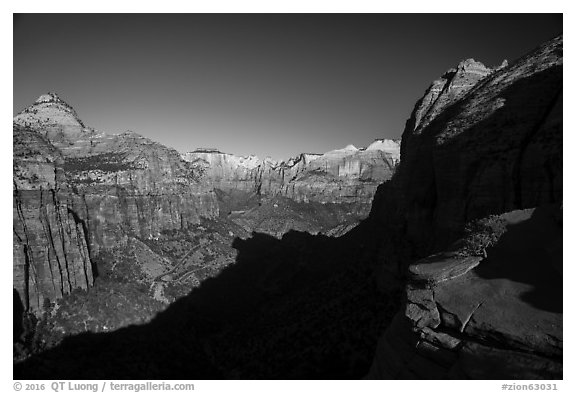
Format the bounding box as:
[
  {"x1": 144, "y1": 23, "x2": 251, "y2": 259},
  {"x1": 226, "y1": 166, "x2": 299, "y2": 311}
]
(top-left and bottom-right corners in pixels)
[{"x1": 182, "y1": 138, "x2": 400, "y2": 205}]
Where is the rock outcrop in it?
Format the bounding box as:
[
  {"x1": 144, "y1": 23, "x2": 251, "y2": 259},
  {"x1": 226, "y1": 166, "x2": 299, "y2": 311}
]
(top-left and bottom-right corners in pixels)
[
  {"x1": 182, "y1": 138, "x2": 400, "y2": 205},
  {"x1": 182, "y1": 149, "x2": 263, "y2": 193},
  {"x1": 369, "y1": 207, "x2": 562, "y2": 379},
  {"x1": 13, "y1": 94, "x2": 219, "y2": 313},
  {"x1": 368, "y1": 35, "x2": 563, "y2": 379}
]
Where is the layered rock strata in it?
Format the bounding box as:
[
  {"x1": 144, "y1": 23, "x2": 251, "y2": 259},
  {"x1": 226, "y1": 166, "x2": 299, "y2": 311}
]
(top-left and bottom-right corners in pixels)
[
  {"x1": 13, "y1": 126, "x2": 93, "y2": 311},
  {"x1": 13, "y1": 93, "x2": 398, "y2": 314},
  {"x1": 182, "y1": 139, "x2": 400, "y2": 205},
  {"x1": 14, "y1": 94, "x2": 219, "y2": 313}
]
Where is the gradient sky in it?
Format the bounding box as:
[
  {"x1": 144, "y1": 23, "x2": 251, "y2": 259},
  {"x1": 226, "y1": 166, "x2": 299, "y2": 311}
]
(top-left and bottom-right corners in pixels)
[{"x1": 13, "y1": 14, "x2": 562, "y2": 160}]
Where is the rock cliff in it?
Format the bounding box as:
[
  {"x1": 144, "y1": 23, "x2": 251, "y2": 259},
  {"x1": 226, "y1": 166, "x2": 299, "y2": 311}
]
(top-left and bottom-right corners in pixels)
[
  {"x1": 13, "y1": 94, "x2": 219, "y2": 313},
  {"x1": 13, "y1": 93, "x2": 399, "y2": 314},
  {"x1": 181, "y1": 149, "x2": 263, "y2": 193},
  {"x1": 182, "y1": 138, "x2": 400, "y2": 205},
  {"x1": 13, "y1": 125, "x2": 93, "y2": 311},
  {"x1": 368, "y1": 35, "x2": 562, "y2": 379}
]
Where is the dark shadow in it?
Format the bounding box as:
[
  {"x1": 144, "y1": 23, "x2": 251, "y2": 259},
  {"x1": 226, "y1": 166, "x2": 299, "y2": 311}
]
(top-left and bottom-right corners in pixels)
[
  {"x1": 371, "y1": 64, "x2": 562, "y2": 262},
  {"x1": 13, "y1": 289, "x2": 24, "y2": 342},
  {"x1": 366, "y1": 62, "x2": 563, "y2": 325},
  {"x1": 411, "y1": 65, "x2": 563, "y2": 316},
  {"x1": 14, "y1": 218, "x2": 402, "y2": 379},
  {"x1": 474, "y1": 205, "x2": 562, "y2": 313},
  {"x1": 361, "y1": 55, "x2": 563, "y2": 379}
]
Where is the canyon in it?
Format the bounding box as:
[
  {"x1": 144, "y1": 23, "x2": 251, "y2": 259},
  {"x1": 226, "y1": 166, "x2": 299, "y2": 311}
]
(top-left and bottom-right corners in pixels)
[
  {"x1": 13, "y1": 35, "x2": 562, "y2": 380},
  {"x1": 13, "y1": 92, "x2": 400, "y2": 313}
]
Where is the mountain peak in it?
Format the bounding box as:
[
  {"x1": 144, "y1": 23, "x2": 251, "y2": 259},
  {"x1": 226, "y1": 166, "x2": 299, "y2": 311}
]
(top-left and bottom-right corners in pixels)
[
  {"x1": 35, "y1": 92, "x2": 65, "y2": 104},
  {"x1": 14, "y1": 92, "x2": 85, "y2": 135},
  {"x1": 342, "y1": 144, "x2": 359, "y2": 152},
  {"x1": 455, "y1": 58, "x2": 492, "y2": 76},
  {"x1": 31, "y1": 92, "x2": 78, "y2": 115},
  {"x1": 366, "y1": 139, "x2": 401, "y2": 152}
]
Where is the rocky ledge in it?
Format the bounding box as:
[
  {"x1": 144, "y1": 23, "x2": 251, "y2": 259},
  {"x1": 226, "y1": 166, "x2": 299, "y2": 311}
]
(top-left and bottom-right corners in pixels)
[{"x1": 368, "y1": 207, "x2": 562, "y2": 379}]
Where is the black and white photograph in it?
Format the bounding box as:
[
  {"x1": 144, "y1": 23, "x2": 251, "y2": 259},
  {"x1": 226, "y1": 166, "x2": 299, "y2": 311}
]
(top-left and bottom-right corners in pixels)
[{"x1": 8, "y1": 6, "x2": 566, "y2": 386}]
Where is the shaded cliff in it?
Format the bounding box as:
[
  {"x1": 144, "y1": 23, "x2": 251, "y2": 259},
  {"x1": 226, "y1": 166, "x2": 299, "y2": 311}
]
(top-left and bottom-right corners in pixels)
[
  {"x1": 367, "y1": 35, "x2": 562, "y2": 379},
  {"x1": 374, "y1": 38, "x2": 562, "y2": 258}
]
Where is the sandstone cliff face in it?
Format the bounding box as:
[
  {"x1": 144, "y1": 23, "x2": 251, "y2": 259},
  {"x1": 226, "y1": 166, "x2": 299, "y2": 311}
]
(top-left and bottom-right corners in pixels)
[
  {"x1": 368, "y1": 36, "x2": 562, "y2": 379},
  {"x1": 13, "y1": 93, "x2": 397, "y2": 314},
  {"x1": 57, "y1": 129, "x2": 219, "y2": 253},
  {"x1": 13, "y1": 94, "x2": 219, "y2": 313},
  {"x1": 182, "y1": 139, "x2": 400, "y2": 205},
  {"x1": 13, "y1": 126, "x2": 93, "y2": 311},
  {"x1": 182, "y1": 149, "x2": 262, "y2": 193}
]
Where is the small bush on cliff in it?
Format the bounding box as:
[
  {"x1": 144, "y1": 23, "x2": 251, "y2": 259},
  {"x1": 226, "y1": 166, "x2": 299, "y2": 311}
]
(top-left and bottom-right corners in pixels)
[{"x1": 457, "y1": 215, "x2": 508, "y2": 256}]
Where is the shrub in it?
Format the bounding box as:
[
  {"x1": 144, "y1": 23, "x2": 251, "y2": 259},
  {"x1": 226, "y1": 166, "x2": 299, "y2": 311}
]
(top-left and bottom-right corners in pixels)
[{"x1": 457, "y1": 215, "x2": 508, "y2": 256}]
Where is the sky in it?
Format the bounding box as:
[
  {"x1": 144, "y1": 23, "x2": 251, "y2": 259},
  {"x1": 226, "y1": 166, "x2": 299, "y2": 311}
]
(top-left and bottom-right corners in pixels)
[{"x1": 13, "y1": 14, "x2": 562, "y2": 161}]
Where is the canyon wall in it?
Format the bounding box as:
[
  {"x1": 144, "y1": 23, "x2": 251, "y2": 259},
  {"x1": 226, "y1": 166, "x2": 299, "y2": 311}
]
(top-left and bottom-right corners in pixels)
[
  {"x1": 13, "y1": 126, "x2": 93, "y2": 311},
  {"x1": 13, "y1": 93, "x2": 399, "y2": 314},
  {"x1": 182, "y1": 139, "x2": 400, "y2": 205},
  {"x1": 368, "y1": 35, "x2": 563, "y2": 379},
  {"x1": 182, "y1": 149, "x2": 263, "y2": 193},
  {"x1": 13, "y1": 94, "x2": 219, "y2": 312}
]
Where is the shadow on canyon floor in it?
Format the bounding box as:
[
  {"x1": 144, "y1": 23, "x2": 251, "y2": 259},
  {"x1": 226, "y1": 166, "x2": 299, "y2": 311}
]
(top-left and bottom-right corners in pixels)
[{"x1": 14, "y1": 218, "x2": 402, "y2": 380}]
